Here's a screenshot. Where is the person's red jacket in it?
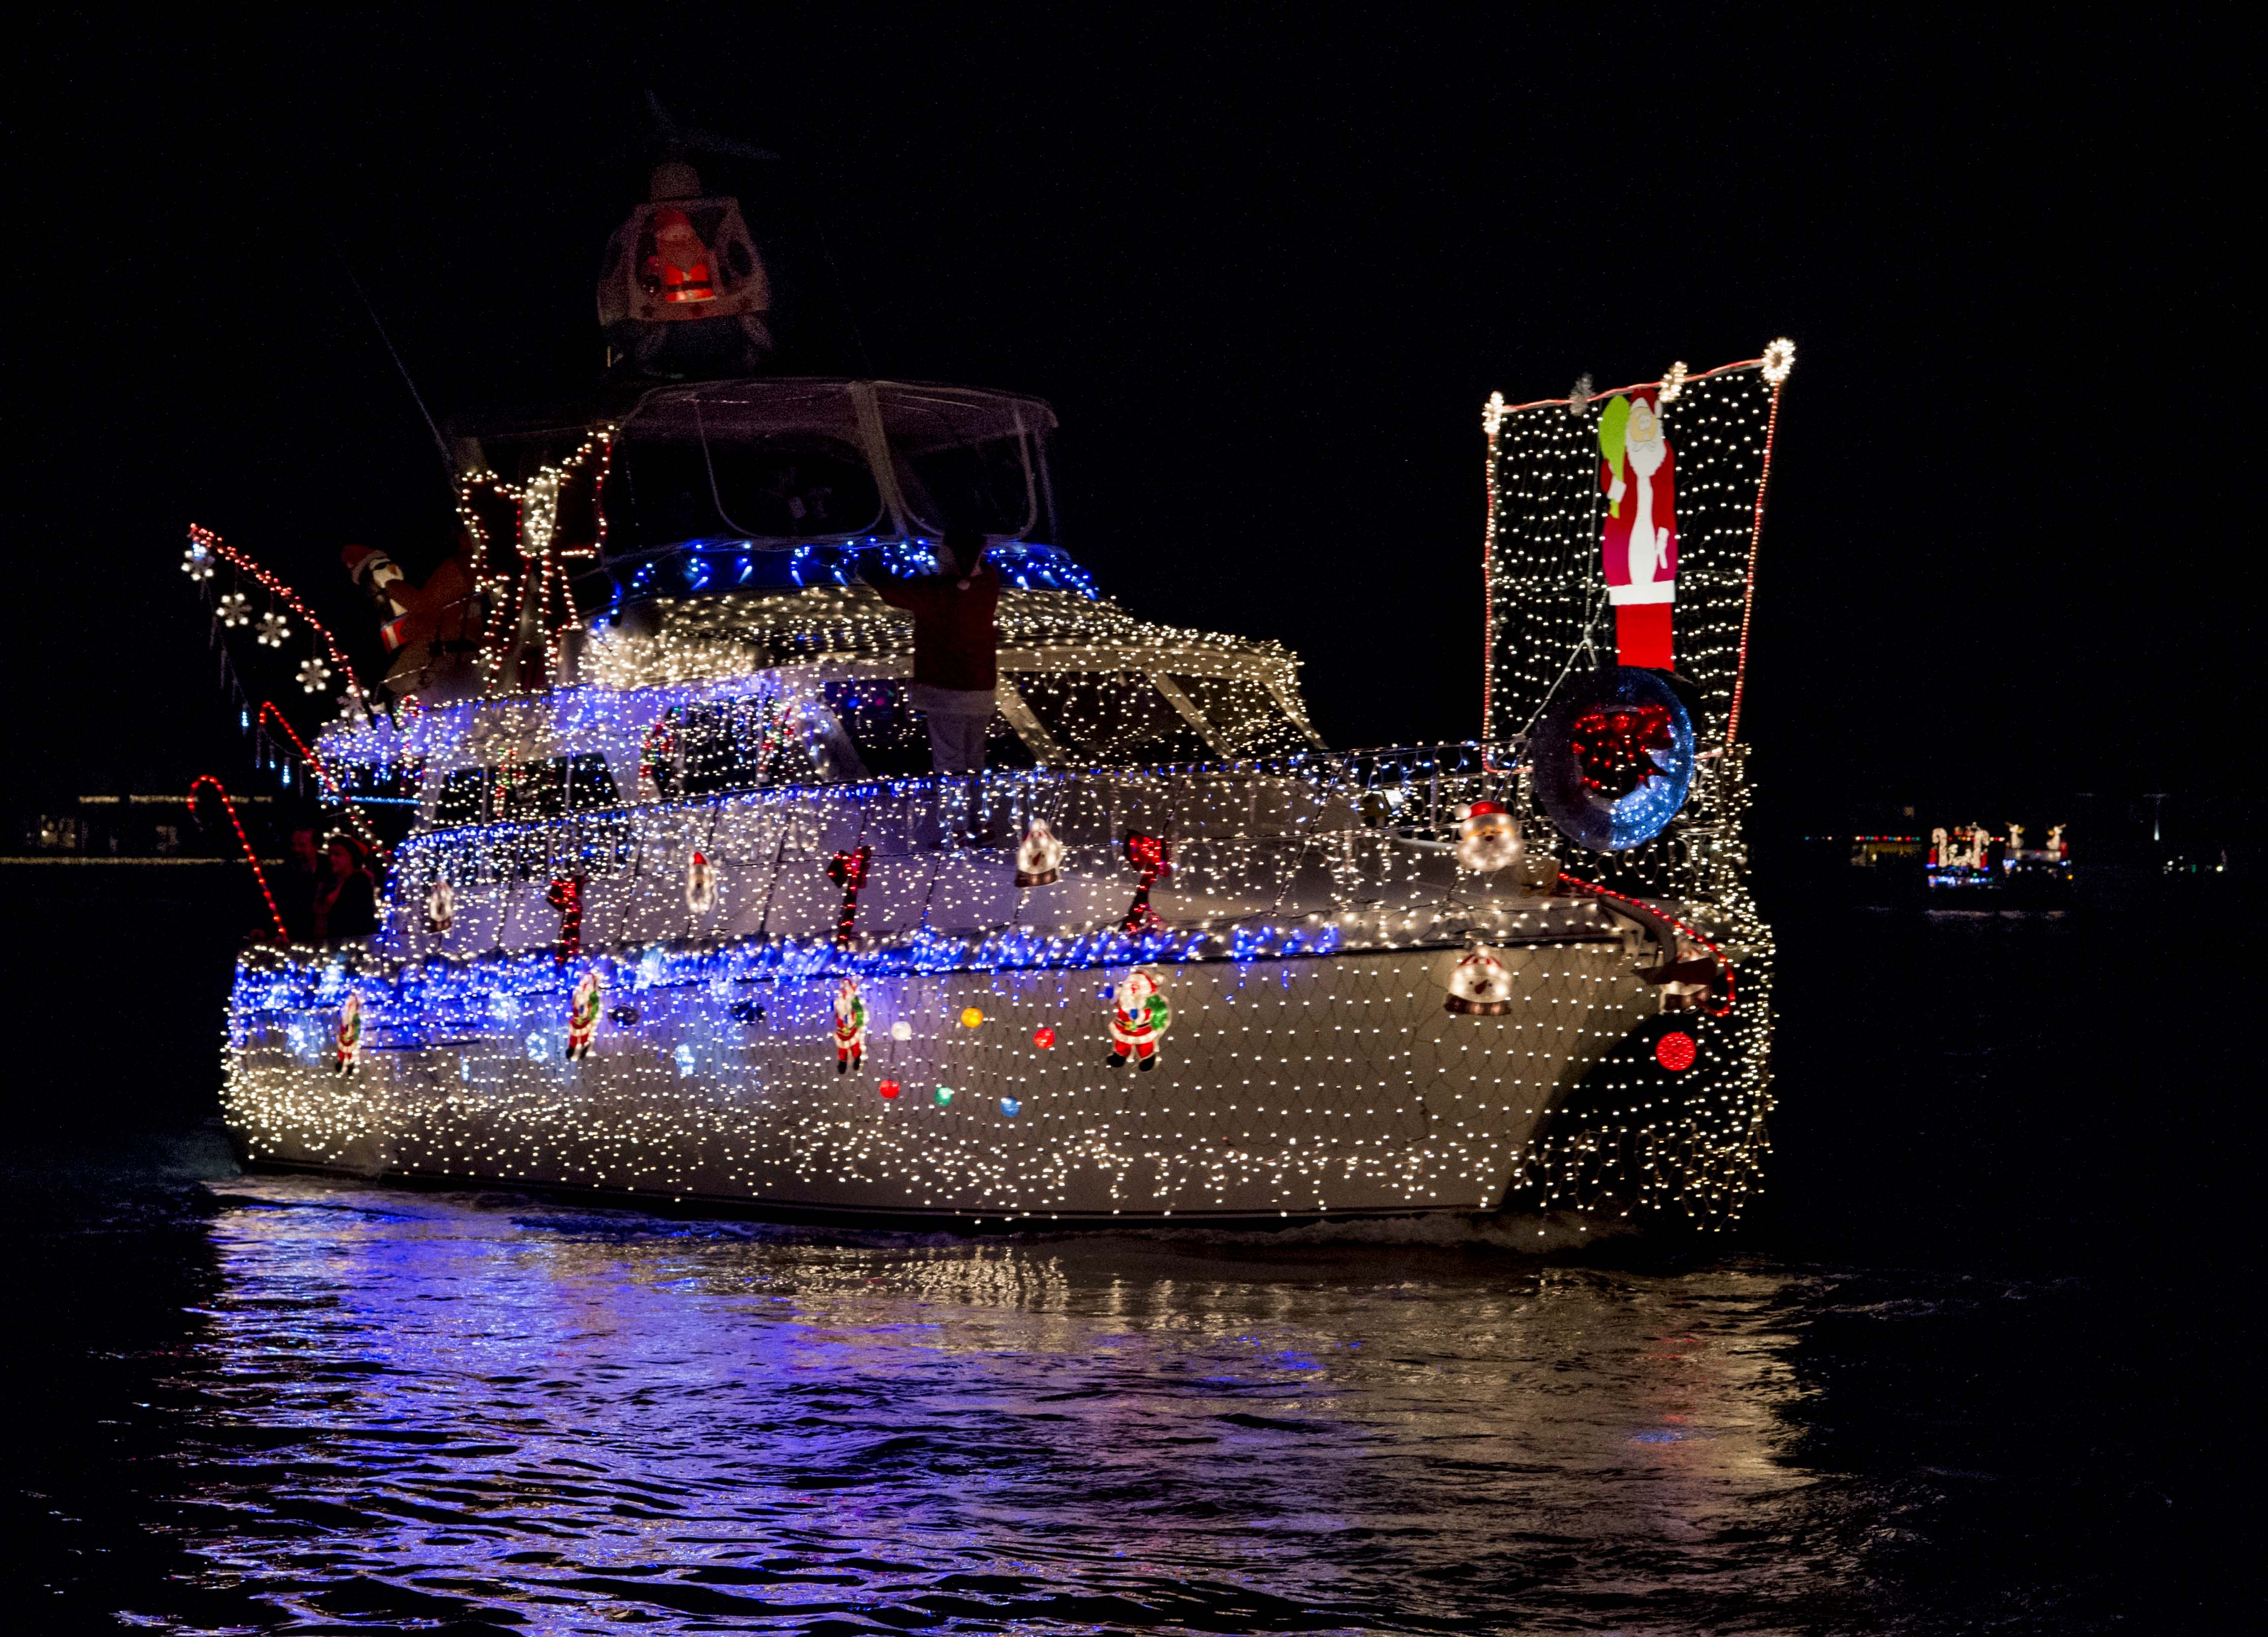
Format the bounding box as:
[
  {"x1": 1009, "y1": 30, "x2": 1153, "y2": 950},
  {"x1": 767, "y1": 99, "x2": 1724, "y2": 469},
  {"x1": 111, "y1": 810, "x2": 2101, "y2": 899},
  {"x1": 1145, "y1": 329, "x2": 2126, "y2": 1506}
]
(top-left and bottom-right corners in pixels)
[{"x1": 867, "y1": 560, "x2": 1000, "y2": 691}]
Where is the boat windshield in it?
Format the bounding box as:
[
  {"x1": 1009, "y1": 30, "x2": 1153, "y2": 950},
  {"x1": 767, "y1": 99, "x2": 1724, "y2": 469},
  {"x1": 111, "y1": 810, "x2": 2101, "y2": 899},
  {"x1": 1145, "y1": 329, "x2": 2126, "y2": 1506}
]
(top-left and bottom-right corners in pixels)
[{"x1": 603, "y1": 378, "x2": 1058, "y2": 565}]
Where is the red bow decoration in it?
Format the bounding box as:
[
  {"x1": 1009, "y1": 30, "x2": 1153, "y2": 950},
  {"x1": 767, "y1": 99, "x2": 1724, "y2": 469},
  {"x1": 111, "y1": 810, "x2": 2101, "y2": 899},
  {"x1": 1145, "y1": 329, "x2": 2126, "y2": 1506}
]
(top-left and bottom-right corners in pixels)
[
  {"x1": 1121, "y1": 833, "x2": 1172, "y2": 934},
  {"x1": 825, "y1": 845, "x2": 872, "y2": 947},
  {"x1": 1568, "y1": 704, "x2": 1675, "y2": 800},
  {"x1": 545, "y1": 875, "x2": 585, "y2": 962}
]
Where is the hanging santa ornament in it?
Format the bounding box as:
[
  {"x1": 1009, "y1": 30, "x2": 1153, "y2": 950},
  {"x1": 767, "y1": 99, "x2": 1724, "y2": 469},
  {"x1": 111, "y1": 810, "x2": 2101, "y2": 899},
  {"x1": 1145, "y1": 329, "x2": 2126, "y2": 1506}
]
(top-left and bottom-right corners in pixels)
[
  {"x1": 425, "y1": 876, "x2": 455, "y2": 936},
  {"x1": 545, "y1": 876, "x2": 585, "y2": 961},
  {"x1": 332, "y1": 992, "x2": 364, "y2": 1075},
  {"x1": 1596, "y1": 389, "x2": 1678, "y2": 669},
  {"x1": 1104, "y1": 970, "x2": 1171, "y2": 1071},
  {"x1": 685, "y1": 848, "x2": 718, "y2": 915},
  {"x1": 825, "y1": 845, "x2": 872, "y2": 947},
  {"x1": 1120, "y1": 834, "x2": 1171, "y2": 934},
  {"x1": 1443, "y1": 947, "x2": 1515, "y2": 1015},
  {"x1": 256, "y1": 611, "x2": 290, "y2": 648},
  {"x1": 832, "y1": 974, "x2": 869, "y2": 1074},
  {"x1": 637, "y1": 709, "x2": 679, "y2": 802},
  {"x1": 1453, "y1": 801, "x2": 1524, "y2": 873},
  {"x1": 1014, "y1": 820, "x2": 1064, "y2": 888},
  {"x1": 566, "y1": 970, "x2": 602, "y2": 1060}
]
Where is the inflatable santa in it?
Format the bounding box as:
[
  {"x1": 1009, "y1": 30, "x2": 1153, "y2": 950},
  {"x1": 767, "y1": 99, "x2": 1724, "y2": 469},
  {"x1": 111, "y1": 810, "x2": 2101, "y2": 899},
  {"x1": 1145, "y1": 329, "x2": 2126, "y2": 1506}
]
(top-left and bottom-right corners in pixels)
[
  {"x1": 342, "y1": 538, "x2": 484, "y2": 703},
  {"x1": 1597, "y1": 391, "x2": 1677, "y2": 669}
]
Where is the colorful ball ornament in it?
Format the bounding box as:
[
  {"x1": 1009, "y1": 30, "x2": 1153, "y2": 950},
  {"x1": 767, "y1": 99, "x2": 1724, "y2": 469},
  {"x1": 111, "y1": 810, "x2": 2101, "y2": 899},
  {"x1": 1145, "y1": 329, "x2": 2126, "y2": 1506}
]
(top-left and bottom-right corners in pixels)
[
  {"x1": 1655, "y1": 1032, "x2": 1698, "y2": 1072},
  {"x1": 878, "y1": 1079, "x2": 901, "y2": 1100},
  {"x1": 934, "y1": 1085, "x2": 955, "y2": 1107},
  {"x1": 891, "y1": 1021, "x2": 913, "y2": 1042},
  {"x1": 1000, "y1": 1097, "x2": 1022, "y2": 1118},
  {"x1": 960, "y1": 1006, "x2": 984, "y2": 1028},
  {"x1": 1032, "y1": 1026, "x2": 1055, "y2": 1048}
]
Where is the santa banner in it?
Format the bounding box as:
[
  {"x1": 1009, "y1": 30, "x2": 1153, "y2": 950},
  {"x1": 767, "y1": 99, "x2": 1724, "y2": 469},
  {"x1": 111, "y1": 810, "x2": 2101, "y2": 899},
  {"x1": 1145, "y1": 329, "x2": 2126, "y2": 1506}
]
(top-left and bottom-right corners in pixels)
[
  {"x1": 1482, "y1": 345, "x2": 1791, "y2": 746},
  {"x1": 1596, "y1": 389, "x2": 1677, "y2": 667}
]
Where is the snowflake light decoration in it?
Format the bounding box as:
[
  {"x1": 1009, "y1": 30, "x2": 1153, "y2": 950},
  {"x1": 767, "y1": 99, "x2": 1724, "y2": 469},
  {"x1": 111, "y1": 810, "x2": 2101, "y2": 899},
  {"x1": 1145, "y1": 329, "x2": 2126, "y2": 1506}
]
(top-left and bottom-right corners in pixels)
[
  {"x1": 298, "y1": 656, "x2": 333, "y2": 694},
  {"x1": 1761, "y1": 337, "x2": 1797, "y2": 385},
  {"x1": 181, "y1": 543, "x2": 214, "y2": 581},
  {"x1": 257, "y1": 611, "x2": 290, "y2": 648},
  {"x1": 217, "y1": 592, "x2": 250, "y2": 627}
]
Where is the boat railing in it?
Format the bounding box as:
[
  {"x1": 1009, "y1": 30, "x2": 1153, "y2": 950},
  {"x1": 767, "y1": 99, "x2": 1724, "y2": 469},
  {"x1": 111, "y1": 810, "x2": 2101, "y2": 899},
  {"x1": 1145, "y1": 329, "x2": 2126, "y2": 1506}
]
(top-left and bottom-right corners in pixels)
[{"x1": 389, "y1": 740, "x2": 1528, "y2": 883}]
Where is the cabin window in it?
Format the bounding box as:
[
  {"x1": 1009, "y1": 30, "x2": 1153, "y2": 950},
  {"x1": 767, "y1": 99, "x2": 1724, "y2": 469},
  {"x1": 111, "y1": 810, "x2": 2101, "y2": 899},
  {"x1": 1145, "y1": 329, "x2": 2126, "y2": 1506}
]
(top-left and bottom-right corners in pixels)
[
  {"x1": 679, "y1": 696, "x2": 823, "y2": 795},
  {"x1": 1170, "y1": 674, "x2": 1315, "y2": 758},
  {"x1": 819, "y1": 680, "x2": 1035, "y2": 777},
  {"x1": 434, "y1": 768, "x2": 489, "y2": 826},
  {"x1": 606, "y1": 434, "x2": 884, "y2": 554},
  {"x1": 1016, "y1": 672, "x2": 1212, "y2": 766},
  {"x1": 431, "y1": 753, "x2": 619, "y2": 826}
]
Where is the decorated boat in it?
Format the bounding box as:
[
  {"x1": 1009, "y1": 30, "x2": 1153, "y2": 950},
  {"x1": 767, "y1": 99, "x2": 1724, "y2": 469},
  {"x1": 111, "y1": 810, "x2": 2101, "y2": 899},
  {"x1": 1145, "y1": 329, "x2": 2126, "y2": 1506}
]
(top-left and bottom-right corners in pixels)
[{"x1": 190, "y1": 162, "x2": 1794, "y2": 1230}]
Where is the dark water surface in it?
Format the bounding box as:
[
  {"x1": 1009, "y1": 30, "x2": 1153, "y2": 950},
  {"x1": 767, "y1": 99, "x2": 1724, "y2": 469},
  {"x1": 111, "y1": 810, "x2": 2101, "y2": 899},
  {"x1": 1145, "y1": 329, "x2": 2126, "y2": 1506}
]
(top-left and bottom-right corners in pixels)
[{"x1": 2, "y1": 881, "x2": 2243, "y2": 1632}]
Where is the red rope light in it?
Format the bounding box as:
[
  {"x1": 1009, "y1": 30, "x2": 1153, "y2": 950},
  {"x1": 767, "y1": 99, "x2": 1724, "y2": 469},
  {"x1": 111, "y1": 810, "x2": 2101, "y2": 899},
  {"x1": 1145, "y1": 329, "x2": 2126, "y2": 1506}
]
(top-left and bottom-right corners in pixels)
[
  {"x1": 1491, "y1": 356, "x2": 1764, "y2": 417},
  {"x1": 1724, "y1": 378, "x2": 1785, "y2": 749},
  {"x1": 190, "y1": 775, "x2": 288, "y2": 945},
  {"x1": 1556, "y1": 871, "x2": 1734, "y2": 1017},
  {"x1": 255, "y1": 701, "x2": 386, "y2": 859},
  {"x1": 187, "y1": 525, "x2": 360, "y2": 688}
]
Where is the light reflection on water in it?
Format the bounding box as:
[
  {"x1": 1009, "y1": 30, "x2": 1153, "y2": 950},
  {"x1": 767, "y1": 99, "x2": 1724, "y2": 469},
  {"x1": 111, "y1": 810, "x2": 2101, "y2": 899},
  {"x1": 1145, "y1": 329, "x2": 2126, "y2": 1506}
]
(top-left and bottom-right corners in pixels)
[{"x1": 141, "y1": 1175, "x2": 1844, "y2": 1632}]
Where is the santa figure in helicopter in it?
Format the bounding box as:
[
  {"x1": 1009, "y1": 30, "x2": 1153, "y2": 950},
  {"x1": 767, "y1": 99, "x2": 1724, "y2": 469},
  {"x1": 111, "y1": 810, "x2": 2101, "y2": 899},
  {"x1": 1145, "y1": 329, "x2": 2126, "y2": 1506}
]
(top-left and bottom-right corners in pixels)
[{"x1": 642, "y1": 207, "x2": 718, "y2": 305}]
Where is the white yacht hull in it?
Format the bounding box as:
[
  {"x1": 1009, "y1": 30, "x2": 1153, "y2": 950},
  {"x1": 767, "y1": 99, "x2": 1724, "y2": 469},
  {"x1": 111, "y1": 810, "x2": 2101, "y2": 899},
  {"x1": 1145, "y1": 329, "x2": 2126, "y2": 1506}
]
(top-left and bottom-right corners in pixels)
[{"x1": 224, "y1": 943, "x2": 1659, "y2": 1222}]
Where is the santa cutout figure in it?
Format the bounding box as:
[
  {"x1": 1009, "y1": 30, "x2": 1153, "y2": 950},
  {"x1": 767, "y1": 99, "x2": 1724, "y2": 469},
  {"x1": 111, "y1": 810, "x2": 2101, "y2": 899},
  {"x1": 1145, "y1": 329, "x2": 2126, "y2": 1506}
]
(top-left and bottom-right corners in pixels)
[
  {"x1": 1597, "y1": 391, "x2": 1677, "y2": 669},
  {"x1": 566, "y1": 971, "x2": 602, "y2": 1061},
  {"x1": 332, "y1": 992, "x2": 364, "y2": 1076},
  {"x1": 1104, "y1": 970, "x2": 1171, "y2": 1071},
  {"x1": 833, "y1": 975, "x2": 868, "y2": 1075}
]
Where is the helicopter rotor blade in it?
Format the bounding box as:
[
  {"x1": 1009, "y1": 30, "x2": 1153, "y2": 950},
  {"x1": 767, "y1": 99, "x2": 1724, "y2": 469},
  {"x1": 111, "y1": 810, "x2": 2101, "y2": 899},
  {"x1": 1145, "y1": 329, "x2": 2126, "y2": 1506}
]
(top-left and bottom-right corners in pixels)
[{"x1": 678, "y1": 128, "x2": 784, "y2": 163}]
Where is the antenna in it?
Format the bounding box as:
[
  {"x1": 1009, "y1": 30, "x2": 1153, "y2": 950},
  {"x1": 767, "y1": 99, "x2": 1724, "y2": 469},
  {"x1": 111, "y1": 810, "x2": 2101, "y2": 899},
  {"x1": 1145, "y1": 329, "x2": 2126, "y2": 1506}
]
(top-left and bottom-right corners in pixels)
[{"x1": 333, "y1": 246, "x2": 456, "y2": 490}]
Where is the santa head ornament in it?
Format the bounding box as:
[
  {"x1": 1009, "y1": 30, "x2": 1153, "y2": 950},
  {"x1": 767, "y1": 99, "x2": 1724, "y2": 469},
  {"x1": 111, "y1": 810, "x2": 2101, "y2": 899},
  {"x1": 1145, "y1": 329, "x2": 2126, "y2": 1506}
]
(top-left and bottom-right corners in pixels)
[
  {"x1": 1453, "y1": 801, "x2": 1524, "y2": 873},
  {"x1": 1014, "y1": 820, "x2": 1064, "y2": 888},
  {"x1": 1444, "y1": 947, "x2": 1515, "y2": 1015}
]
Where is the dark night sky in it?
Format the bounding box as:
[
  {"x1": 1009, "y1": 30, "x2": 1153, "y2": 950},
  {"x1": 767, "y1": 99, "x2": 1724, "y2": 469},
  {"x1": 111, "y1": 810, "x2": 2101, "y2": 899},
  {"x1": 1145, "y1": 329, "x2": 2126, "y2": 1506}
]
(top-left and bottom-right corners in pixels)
[{"x1": 7, "y1": 16, "x2": 2246, "y2": 839}]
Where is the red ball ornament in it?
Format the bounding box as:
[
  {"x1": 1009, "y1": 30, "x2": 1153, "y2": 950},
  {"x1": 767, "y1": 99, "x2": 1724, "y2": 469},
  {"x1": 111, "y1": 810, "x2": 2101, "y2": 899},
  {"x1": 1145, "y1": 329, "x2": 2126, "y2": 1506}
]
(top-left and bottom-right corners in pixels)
[
  {"x1": 878, "y1": 1079, "x2": 902, "y2": 1100},
  {"x1": 1655, "y1": 1032, "x2": 1697, "y2": 1073},
  {"x1": 1033, "y1": 1026, "x2": 1055, "y2": 1048}
]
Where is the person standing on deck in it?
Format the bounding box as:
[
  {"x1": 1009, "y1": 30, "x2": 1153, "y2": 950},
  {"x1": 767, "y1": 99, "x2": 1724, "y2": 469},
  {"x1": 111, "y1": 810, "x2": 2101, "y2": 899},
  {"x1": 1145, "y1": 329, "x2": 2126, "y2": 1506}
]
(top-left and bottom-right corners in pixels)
[{"x1": 861, "y1": 526, "x2": 1000, "y2": 773}]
